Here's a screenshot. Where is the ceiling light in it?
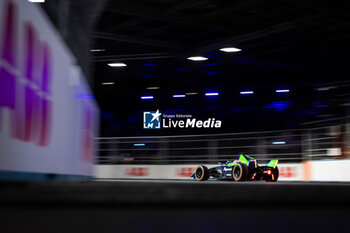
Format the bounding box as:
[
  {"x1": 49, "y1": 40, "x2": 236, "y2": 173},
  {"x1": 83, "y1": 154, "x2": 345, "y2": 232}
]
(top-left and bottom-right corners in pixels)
[
  {"x1": 28, "y1": 0, "x2": 45, "y2": 2},
  {"x1": 186, "y1": 92, "x2": 198, "y2": 95},
  {"x1": 220, "y1": 47, "x2": 242, "y2": 52},
  {"x1": 317, "y1": 86, "x2": 335, "y2": 91},
  {"x1": 240, "y1": 91, "x2": 254, "y2": 95},
  {"x1": 187, "y1": 56, "x2": 208, "y2": 61},
  {"x1": 272, "y1": 141, "x2": 286, "y2": 145},
  {"x1": 173, "y1": 94, "x2": 186, "y2": 98},
  {"x1": 276, "y1": 89, "x2": 290, "y2": 93},
  {"x1": 205, "y1": 92, "x2": 219, "y2": 96},
  {"x1": 133, "y1": 143, "x2": 146, "y2": 147},
  {"x1": 108, "y1": 63, "x2": 127, "y2": 67},
  {"x1": 90, "y1": 49, "x2": 105, "y2": 52},
  {"x1": 147, "y1": 87, "x2": 160, "y2": 90},
  {"x1": 102, "y1": 82, "x2": 115, "y2": 85},
  {"x1": 141, "y1": 96, "x2": 153, "y2": 100}
]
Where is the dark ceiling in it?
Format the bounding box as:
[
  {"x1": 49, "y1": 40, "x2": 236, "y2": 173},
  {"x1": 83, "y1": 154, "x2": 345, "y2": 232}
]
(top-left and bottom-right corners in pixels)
[
  {"x1": 91, "y1": 0, "x2": 350, "y2": 136},
  {"x1": 41, "y1": 0, "x2": 106, "y2": 83}
]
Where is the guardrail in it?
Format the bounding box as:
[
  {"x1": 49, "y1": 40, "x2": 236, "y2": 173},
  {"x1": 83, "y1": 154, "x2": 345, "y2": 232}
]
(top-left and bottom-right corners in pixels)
[{"x1": 95, "y1": 119, "x2": 349, "y2": 164}]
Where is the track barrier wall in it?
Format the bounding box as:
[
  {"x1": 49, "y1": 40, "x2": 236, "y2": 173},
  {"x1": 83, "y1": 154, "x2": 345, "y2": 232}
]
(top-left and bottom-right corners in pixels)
[
  {"x1": 303, "y1": 160, "x2": 350, "y2": 182},
  {"x1": 94, "y1": 163, "x2": 304, "y2": 181},
  {"x1": 94, "y1": 160, "x2": 350, "y2": 182}
]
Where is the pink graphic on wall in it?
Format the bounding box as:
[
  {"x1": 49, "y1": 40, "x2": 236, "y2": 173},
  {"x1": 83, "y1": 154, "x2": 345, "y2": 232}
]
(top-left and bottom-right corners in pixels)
[
  {"x1": 0, "y1": 0, "x2": 53, "y2": 146},
  {"x1": 0, "y1": 1, "x2": 17, "y2": 133},
  {"x1": 81, "y1": 103, "x2": 96, "y2": 162}
]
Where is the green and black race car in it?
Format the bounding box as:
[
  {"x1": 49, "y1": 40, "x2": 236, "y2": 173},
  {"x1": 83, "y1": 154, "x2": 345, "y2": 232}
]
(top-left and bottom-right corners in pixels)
[{"x1": 191, "y1": 154, "x2": 279, "y2": 182}]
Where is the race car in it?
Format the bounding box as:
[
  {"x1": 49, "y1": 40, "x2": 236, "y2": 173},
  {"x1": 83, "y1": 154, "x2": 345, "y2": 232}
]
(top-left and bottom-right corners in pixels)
[{"x1": 191, "y1": 154, "x2": 279, "y2": 182}]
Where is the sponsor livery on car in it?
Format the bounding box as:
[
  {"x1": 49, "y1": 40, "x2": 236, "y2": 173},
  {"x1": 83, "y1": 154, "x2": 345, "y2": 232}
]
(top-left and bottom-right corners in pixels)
[{"x1": 191, "y1": 154, "x2": 279, "y2": 182}]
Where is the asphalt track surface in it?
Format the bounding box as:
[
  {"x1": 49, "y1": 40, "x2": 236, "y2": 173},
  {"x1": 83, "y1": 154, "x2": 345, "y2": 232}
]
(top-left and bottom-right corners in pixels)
[
  {"x1": 1, "y1": 179, "x2": 350, "y2": 207},
  {"x1": 0, "y1": 180, "x2": 350, "y2": 233}
]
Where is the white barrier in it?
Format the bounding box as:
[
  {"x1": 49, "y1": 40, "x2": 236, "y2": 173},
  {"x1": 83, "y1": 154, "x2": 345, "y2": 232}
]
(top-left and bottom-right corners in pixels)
[
  {"x1": 95, "y1": 160, "x2": 350, "y2": 182},
  {"x1": 0, "y1": 0, "x2": 99, "y2": 178},
  {"x1": 94, "y1": 163, "x2": 304, "y2": 181},
  {"x1": 305, "y1": 160, "x2": 350, "y2": 182},
  {"x1": 94, "y1": 165, "x2": 198, "y2": 180}
]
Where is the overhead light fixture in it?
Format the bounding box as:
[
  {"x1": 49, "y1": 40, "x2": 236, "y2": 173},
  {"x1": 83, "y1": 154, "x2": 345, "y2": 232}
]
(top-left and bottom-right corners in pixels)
[
  {"x1": 317, "y1": 87, "x2": 329, "y2": 91},
  {"x1": 276, "y1": 89, "x2": 290, "y2": 93},
  {"x1": 205, "y1": 92, "x2": 219, "y2": 96},
  {"x1": 102, "y1": 82, "x2": 115, "y2": 85},
  {"x1": 133, "y1": 143, "x2": 146, "y2": 147},
  {"x1": 90, "y1": 49, "x2": 105, "y2": 52},
  {"x1": 240, "y1": 91, "x2": 254, "y2": 95},
  {"x1": 147, "y1": 87, "x2": 160, "y2": 90},
  {"x1": 173, "y1": 94, "x2": 186, "y2": 98},
  {"x1": 141, "y1": 96, "x2": 153, "y2": 100},
  {"x1": 219, "y1": 47, "x2": 242, "y2": 52},
  {"x1": 108, "y1": 63, "x2": 127, "y2": 67},
  {"x1": 317, "y1": 86, "x2": 335, "y2": 91},
  {"x1": 28, "y1": 0, "x2": 45, "y2": 2},
  {"x1": 186, "y1": 92, "x2": 198, "y2": 95},
  {"x1": 187, "y1": 56, "x2": 208, "y2": 61},
  {"x1": 272, "y1": 141, "x2": 286, "y2": 145}
]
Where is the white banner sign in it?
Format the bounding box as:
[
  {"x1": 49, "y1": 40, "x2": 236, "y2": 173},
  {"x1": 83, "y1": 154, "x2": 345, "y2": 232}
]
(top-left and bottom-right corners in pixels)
[{"x1": 0, "y1": 0, "x2": 99, "y2": 177}]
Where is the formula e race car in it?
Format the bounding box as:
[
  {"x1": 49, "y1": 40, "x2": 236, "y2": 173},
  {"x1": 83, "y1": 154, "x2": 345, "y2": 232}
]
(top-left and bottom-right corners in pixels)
[{"x1": 191, "y1": 154, "x2": 279, "y2": 182}]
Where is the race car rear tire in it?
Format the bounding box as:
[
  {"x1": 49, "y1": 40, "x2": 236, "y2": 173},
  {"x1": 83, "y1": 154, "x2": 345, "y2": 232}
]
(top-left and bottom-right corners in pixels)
[
  {"x1": 265, "y1": 166, "x2": 279, "y2": 182},
  {"x1": 195, "y1": 165, "x2": 209, "y2": 181},
  {"x1": 232, "y1": 163, "x2": 249, "y2": 181}
]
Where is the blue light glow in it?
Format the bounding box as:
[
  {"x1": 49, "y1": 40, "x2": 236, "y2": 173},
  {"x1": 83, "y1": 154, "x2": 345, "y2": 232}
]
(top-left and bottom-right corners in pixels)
[
  {"x1": 202, "y1": 63, "x2": 219, "y2": 67},
  {"x1": 240, "y1": 91, "x2": 254, "y2": 95},
  {"x1": 202, "y1": 71, "x2": 220, "y2": 75},
  {"x1": 272, "y1": 141, "x2": 286, "y2": 145},
  {"x1": 276, "y1": 89, "x2": 290, "y2": 93},
  {"x1": 173, "y1": 94, "x2": 186, "y2": 98},
  {"x1": 205, "y1": 92, "x2": 219, "y2": 96},
  {"x1": 141, "y1": 96, "x2": 153, "y2": 100},
  {"x1": 262, "y1": 101, "x2": 291, "y2": 111},
  {"x1": 175, "y1": 68, "x2": 187, "y2": 72},
  {"x1": 77, "y1": 94, "x2": 95, "y2": 99},
  {"x1": 134, "y1": 143, "x2": 146, "y2": 147}
]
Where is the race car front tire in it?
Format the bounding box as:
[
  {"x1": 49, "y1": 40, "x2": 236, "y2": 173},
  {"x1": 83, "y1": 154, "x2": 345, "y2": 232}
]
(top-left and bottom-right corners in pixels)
[
  {"x1": 195, "y1": 165, "x2": 209, "y2": 181},
  {"x1": 232, "y1": 163, "x2": 249, "y2": 181}
]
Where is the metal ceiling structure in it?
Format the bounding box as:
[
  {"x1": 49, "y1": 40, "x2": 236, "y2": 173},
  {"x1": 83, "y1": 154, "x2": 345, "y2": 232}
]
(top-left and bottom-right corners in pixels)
[
  {"x1": 90, "y1": 0, "x2": 350, "y2": 136},
  {"x1": 41, "y1": 0, "x2": 107, "y2": 84}
]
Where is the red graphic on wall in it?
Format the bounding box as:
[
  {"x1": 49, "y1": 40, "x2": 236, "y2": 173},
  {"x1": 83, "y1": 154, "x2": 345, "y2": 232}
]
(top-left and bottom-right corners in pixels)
[
  {"x1": 176, "y1": 167, "x2": 196, "y2": 177},
  {"x1": 81, "y1": 103, "x2": 95, "y2": 162},
  {"x1": 279, "y1": 166, "x2": 296, "y2": 178},
  {"x1": 0, "y1": 0, "x2": 52, "y2": 146},
  {"x1": 125, "y1": 167, "x2": 149, "y2": 177}
]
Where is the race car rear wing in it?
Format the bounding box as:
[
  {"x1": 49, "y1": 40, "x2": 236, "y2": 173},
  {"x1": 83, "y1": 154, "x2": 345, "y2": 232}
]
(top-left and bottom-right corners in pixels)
[{"x1": 266, "y1": 160, "x2": 278, "y2": 168}]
